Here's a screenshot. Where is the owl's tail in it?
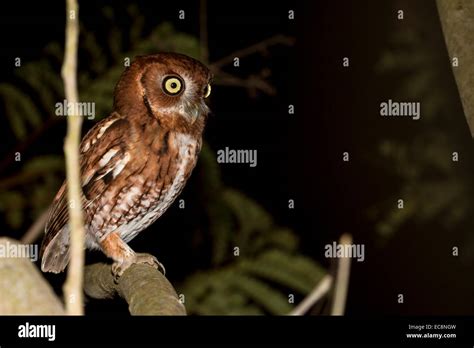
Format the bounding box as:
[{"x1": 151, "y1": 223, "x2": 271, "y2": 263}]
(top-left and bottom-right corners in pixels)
[{"x1": 40, "y1": 226, "x2": 70, "y2": 273}]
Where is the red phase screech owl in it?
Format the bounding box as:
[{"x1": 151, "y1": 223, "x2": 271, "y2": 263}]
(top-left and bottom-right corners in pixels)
[{"x1": 40, "y1": 53, "x2": 212, "y2": 276}]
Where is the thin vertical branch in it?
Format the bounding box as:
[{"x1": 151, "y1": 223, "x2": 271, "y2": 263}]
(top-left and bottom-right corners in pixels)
[
  {"x1": 199, "y1": 0, "x2": 209, "y2": 63},
  {"x1": 330, "y1": 234, "x2": 352, "y2": 315},
  {"x1": 62, "y1": 0, "x2": 85, "y2": 315}
]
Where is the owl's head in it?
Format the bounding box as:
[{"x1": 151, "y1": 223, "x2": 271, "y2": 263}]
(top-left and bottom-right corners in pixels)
[{"x1": 114, "y1": 53, "x2": 212, "y2": 132}]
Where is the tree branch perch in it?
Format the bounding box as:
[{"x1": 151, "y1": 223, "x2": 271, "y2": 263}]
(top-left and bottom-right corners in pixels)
[{"x1": 84, "y1": 263, "x2": 186, "y2": 315}]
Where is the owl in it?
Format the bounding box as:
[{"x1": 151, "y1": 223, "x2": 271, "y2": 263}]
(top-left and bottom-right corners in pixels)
[{"x1": 40, "y1": 53, "x2": 212, "y2": 277}]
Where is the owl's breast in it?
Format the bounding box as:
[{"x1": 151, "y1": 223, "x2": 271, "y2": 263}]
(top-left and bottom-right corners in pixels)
[{"x1": 115, "y1": 131, "x2": 200, "y2": 242}]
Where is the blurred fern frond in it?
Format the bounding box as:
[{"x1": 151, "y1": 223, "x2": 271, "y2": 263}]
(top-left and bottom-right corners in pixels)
[
  {"x1": 181, "y1": 249, "x2": 325, "y2": 315},
  {"x1": 370, "y1": 26, "x2": 474, "y2": 243}
]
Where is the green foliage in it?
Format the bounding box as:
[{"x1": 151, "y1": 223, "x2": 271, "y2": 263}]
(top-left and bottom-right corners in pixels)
[
  {"x1": 181, "y1": 250, "x2": 325, "y2": 315},
  {"x1": 0, "y1": 155, "x2": 64, "y2": 229},
  {"x1": 198, "y1": 143, "x2": 300, "y2": 266},
  {"x1": 0, "y1": 191, "x2": 24, "y2": 229},
  {"x1": 181, "y1": 146, "x2": 324, "y2": 315},
  {"x1": 0, "y1": 84, "x2": 42, "y2": 140},
  {"x1": 370, "y1": 26, "x2": 474, "y2": 242}
]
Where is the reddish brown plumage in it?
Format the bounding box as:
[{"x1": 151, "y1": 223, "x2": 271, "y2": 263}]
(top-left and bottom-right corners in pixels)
[{"x1": 40, "y1": 53, "x2": 212, "y2": 275}]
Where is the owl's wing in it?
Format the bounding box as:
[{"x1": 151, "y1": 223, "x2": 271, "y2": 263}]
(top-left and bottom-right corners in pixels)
[{"x1": 41, "y1": 112, "x2": 131, "y2": 272}]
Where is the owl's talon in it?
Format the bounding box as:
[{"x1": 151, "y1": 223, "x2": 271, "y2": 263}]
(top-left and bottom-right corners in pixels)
[
  {"x1": 111, "y1": 253, "x2": 165, "y2": 282},
  {"x1": 111, "y1": 261, "x2": 129, "y2": 281},
  {"x1": 135, "y1": 253, "x2": 166, "y2": 276}
]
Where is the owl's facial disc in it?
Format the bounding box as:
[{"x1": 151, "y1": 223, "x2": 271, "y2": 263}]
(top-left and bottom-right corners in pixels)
[
  {"x1": 139, "y1": 66, "x2": 211, "y2": 125},
  {"x1": 170, "y1": 74, "x2": 209, "y2": 124}
]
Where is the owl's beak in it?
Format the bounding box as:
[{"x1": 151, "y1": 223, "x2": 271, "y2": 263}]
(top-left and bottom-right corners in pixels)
[{"x1": 185, "y1": 100, "x2": 209, "y2": 124}]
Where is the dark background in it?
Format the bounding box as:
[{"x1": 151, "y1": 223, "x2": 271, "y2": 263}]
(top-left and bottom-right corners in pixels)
[
  {"x1": 0, "y1": 0, "x2": 473, "y2": 315},
  {"x1": 298, "y1": 0, "x2": 474, "y2": 315}
]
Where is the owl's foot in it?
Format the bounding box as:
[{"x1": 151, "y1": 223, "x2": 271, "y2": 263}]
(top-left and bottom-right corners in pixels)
[
  {"x1": 111, "y1": 253, "x2": 166, "y2": 281},
  {"x1": 100, "y1": 232, "x2": 165, "y2": 282}
]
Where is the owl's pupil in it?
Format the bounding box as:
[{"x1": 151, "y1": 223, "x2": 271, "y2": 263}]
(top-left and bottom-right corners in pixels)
[{"x1": 171, "y1": 82, "x2": 177, "y2": 88}]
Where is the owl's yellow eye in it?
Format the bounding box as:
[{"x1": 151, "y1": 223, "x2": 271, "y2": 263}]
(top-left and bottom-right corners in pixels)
[
  {"x1": 162, "y1": 76, "x2": 184, "y2": 95},
  {"x1": 203, "y1": 84, "x2": 211, "y2": 98}
]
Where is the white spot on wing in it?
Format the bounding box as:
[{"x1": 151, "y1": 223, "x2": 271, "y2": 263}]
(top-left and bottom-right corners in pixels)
[
  {"x1": 99, "y1": 148, "x2": 119, "y2": 167},
  {"x1": 113, "y1": 152, "x2": 130, "y2": 178},
  {"x1": 98, "y1": 119, "x2": 117, "y2": 139},
  {"x1": 82, "y1": 141, "x2": 91, "y2": 153},
  {"x1": 92, "y1": 117, "x2": 119, "y2": 145}
]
